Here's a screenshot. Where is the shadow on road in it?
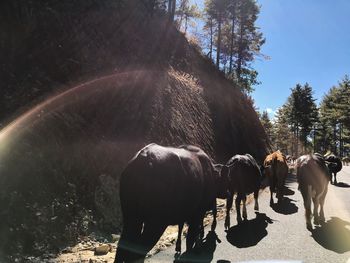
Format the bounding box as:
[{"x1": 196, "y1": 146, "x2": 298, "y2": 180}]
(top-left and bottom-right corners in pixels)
[
  {"x1": 174, "y1": 231, "x2": 220, "y2": 263},
  {"x1": 283, "y1": 185, "x2": 295, "y2": 196},
  {"x1": 334, "y1": 182, "x2": 350, "y2": 188},
  {"x1": 271, "y1": 196, "x2": 298, "y2": 215},
  {"x1": 312, "y1": 217, "x2": 350, "y2": 253},
  {"x1": 226, "y1": 212, "x2": 273, "y2": 248}
]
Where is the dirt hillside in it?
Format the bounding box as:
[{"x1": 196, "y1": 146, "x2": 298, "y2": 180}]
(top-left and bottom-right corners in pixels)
[{"x1": 0, "y1": 1, "x2": 269, "y2": 261}]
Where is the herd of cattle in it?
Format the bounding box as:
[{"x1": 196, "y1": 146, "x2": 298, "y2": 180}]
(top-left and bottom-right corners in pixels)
[{"x1": 114, "y1": 143, "x2": 344, "y2": 263}]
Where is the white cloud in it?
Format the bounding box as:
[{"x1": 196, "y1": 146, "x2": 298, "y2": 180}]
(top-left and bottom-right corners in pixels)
[
  {"x1": 264, "y1": 108, "x2": 277, "y2": 121},
  {"x1": 266, "y1": 108, "x2": 274, "y2": 114}
]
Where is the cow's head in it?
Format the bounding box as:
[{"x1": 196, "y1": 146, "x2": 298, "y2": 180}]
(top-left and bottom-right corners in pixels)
[{"x1": 213, "y1": 164, "x2": 230, "y2": 199}]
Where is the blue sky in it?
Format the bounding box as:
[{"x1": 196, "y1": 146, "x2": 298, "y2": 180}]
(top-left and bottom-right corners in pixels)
[{"x1": 192, "y1": 0, "x2": 350, "y2": 117}]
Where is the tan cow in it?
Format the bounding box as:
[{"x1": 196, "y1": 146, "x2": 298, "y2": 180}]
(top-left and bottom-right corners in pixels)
[{"x1": 263, "y1": 150, "x2": 288, "y2": 206}]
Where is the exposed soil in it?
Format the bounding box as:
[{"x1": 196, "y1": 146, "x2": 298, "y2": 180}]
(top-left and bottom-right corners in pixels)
[{"x1": 0, "y1": 1, "x2": 269, "y2": 261}]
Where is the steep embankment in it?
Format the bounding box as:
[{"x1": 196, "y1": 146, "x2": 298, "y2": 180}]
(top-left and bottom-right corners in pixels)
[{"x1": 0, "y1": 1, "x2": 269, "y2": 260}]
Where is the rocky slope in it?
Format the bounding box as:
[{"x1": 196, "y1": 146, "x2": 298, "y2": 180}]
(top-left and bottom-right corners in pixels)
[{"x1": 0, "y1": 1, "x2": 269, "y2": 260}]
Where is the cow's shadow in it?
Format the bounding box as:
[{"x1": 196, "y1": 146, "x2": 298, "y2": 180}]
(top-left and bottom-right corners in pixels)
[
  {"x1": 283, "y1": 185, "x2": 295, "y2": 196},
  {"x1": 226, "y1": 212, "x2": 273, "y2": 248},
  {"x1": 271, "y1": 196, "x2": 298, "y2": 215},
  {"x1": 312, "y1": 217, "x2": 350, "y2": 253},
  {"x1": 174, "y1": 231, "x2": 219, "y2": 263},
  {"x1": 334, "y1": 182, "x2": 350, "y2": 188}
]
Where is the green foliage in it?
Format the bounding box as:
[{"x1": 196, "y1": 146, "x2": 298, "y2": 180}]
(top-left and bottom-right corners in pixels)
[
  {"x1": 259, "y1": 110, "x2": 274, "y2": 146},
  {"x1": 202, "y1": 0, "x2": 264, "y2": 94},
  {"x1": 270, "y1": 83, "x2": 317, "y2": 155},
  {"x1": 175, "y1": 0, "x2": 201, "y2": 34},
  {"x1": 318, "y1": 75, "x2": 350, "y2": 156}
]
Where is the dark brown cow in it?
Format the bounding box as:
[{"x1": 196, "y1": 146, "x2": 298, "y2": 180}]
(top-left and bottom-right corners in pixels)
[
  {"x1": 224, "y1": 154, "x2": 261, "y2": 228},
  {"x1": 325, "y1": 154, "x2": 343, "y2": 184},
  {"x1": 296, "y1": 154, "x2": 330, "y2": 230},
  {"x1": 263, "y1": 151, "x2": 288, "y2": 206},
  {"x1": 114, "y1": 144, "x2": 228, "y2": 262}
]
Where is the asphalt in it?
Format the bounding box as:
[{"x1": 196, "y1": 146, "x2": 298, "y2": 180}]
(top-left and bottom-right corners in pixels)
[{"x1": 147, "y1": 166, "x2": 350, "y2": 263}]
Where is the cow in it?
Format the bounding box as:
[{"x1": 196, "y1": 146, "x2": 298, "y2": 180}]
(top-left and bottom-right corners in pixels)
[
  {"x1": 324, "y1": 154, "x2": 343, "y2": 184},
  {"x1": 296, "y1": 153, "x2": 330, "y2": 230},
  {"x1": 114, "y1": 144, "x2": 228, "y2": 263},
  {"x1": 263, "y1": 151, "x2": 288, "y2": 206},
  {"x1": 224, "y1": 154, "x2": 261, "y2": 229}
]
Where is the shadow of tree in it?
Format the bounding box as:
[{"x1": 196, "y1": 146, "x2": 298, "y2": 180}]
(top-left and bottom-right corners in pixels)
[
  {"x1": 334, "y1": 182, "x2": 350, "y2": 188},
  {"x1": 174, "y1": 231, "x2": 220, "y2": 263},
  {"x1": 226, "y1": 212, "x2": 273, "y2": 248},
  {"x1": 271, "y1": 197, "x2": 298, "y2": 215},
  {"x1": 312, "y1": 217, "x2": 350, "y2": 253}
]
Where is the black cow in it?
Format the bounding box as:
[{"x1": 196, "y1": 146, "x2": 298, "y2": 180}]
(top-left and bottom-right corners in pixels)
[
  {"x1": 296, "y1": 154, "x2": 330, "y2": 230},
  {"x1": 224, "y1": 154, "x2": 261, "y2": 228},
  {"x1": 325, "y1": 154, "x2": 343, "y2": 184},
  {"x1": 114, "y1": 144, "x2": 228, "y2": 262}
]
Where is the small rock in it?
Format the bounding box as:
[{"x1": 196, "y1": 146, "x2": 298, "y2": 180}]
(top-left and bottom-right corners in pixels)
[{"x1": 94, "y1": 244, "x2": 111, "y2": 255}]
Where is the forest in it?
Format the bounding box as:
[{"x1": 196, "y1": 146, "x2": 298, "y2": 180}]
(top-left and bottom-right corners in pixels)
[{"x1": 260, "y1": 76, "x2": 350, "y2": 158}]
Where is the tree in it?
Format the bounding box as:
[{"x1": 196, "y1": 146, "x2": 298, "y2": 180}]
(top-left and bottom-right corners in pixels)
[
  {"x1": 319, "y1": 75, "x2": 350, "y2": 156},
  {"x1": 168, "y1": 0, "x2": 176, "y2": 21},
  {"x1": 176, "y1": 0, "x2": 201, "y2": 35},
  {"x1": 273, "y1": 106, "x2": 294, "y2": 154},
  {"x1": 283, "y1": 83, "x2": 318, "y2": 155},
  {"x1": 260, "y1": 110, "x2": 274, "y2": 146},
  {"x1": 205, "y1": 0, "x2": 229, "y2": 68}
]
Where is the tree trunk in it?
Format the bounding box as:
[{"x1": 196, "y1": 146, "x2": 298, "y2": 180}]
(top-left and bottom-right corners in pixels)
[
  {"x1": 236, "y1": 18, "x2": 244, "y2": 81},
  {"x1": 216, "y1": 15, "x2": 222, "y2": 69},
  {"x1": 168, "y1": 0, "x2": 172, "y2": 15},
  {"x1": 333, "y1": 125, "x2": 337, "y2": 155},
  {"x1": 170, "y1": 0, "x2": 176, "y2": 22},
  {"x1": 209, "y1": 19, "x2": 213, "y2": 60},
  {"x1": 229, "y1": 12, "x2": 236, "y2": 73}
]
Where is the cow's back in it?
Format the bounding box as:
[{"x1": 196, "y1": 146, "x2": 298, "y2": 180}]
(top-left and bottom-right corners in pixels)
[
  {"x1": 296, "y1": 154, "x2": 329, "y2": 193},
  {"x1": 120, "y1": 144, "x2": 206, "y2": 225},
  {"x1": 227, "y1": 154, "x2": 261, "y2": 194}
]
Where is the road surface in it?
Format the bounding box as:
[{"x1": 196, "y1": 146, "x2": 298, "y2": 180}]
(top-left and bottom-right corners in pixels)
[{"x1": 148, "y1": 166, "x2": 350, "y2": 263}]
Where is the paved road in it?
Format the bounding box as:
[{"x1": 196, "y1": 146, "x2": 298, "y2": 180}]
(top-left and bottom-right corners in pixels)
[{"x1": 148, "y1": 166, "x2": 350, "y2": 263}]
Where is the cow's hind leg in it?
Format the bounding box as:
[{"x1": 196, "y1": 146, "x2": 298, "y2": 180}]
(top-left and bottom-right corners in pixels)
[
  {"x1": 301, "y1": 186, "x2": 312, "y2": 230},
  {"x1": 334, "y1": 172, "x2": 338, "y2": 185},
  {"x1": 242, "y1": 194, "x2": 247, "y2": 220},
  {"x1": 211, "y1": 199, "x2": 217, "y2": 231},
  {"x1": 269, "y1": 177, "x2": 275, "y2": 206},
  {"x1": 186, "y1": 217, "x2": 201, "y2": 251},
  {"x1": 235, "y1": 194, "x2": 243, "y2": 223},
  {"x1": 176, "y1": 223, "x2": 184, "y2": 253},
  {"x1": 312, "y1": 195, "x2": 320, "y2": 225},
  {"x1": 319, "y1": 187, "x2": 328, "y2": 223},
  {"x1": 137, "y1": 222, "x2": 167, "y2": 261},
  {"x1": 254, "y1": 189, "x2": 259, "y2": 211},
  {"x1": 114, "y1": 219, "x2": 142, "y2": 263},
  {"x1": 225, "y1": 193, "x2": 234, "y2": 229}
]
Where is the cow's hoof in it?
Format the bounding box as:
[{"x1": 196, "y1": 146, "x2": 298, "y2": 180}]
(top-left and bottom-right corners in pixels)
[
  {"x1": 306, "y1": 223, "x2": 312, "y2": 231},
  {"x1": 314, "y1": 217, "x2": 320, "y2": 225},
  {"x1": 224, "y1": 219, "x2": 230, "y2": 230},
  {"x1": 319, "y1": 215, "x2": 325, "y2": 223}
]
